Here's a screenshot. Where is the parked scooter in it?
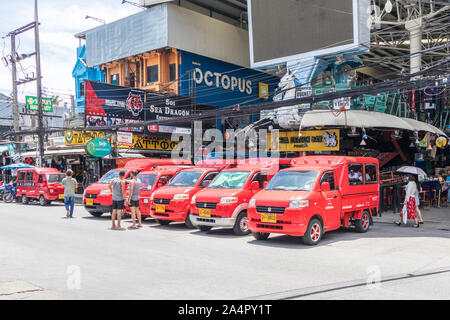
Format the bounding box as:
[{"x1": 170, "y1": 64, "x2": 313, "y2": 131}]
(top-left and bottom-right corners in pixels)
[{"x1": 3, "y1": 183, "x2": 17, "y2": 203}]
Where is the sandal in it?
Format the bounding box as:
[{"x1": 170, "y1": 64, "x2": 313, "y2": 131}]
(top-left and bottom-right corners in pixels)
[
  {"x1": 395, "y1": 221, "x2": 401, "y2": 226},
  {"x1": 413, "y1": 223, "x2": 420, "y2": 228}
]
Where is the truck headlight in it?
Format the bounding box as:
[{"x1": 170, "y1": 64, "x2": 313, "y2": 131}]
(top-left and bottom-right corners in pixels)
[
  {"x1": 50, "y1": 189, "x2": 54, "y2": 193},
  {"x1": 220, "y1": 197, "x2": 238, "y2": 204},
  {"x1": 99, "y1": 190, "x2": 111, "y2": 195},
  {"x1": 143, "y1": 199, "x2": 149, "y2": 204},
  {"x1": 191, "y1": 195, "x2": 196, "y2": 204},
  {"x1": 249, "y1": 198, "x2": 256, "y2": 206},
  {"x1": 173, "y1": 193, "x2": 189, "y2": 200},
  {"x1": 150, "y1": 193, "x2": 154, "y2": 201},
  {"x1": 289, "y1": 200, "x2": 309, "y2": 208}
]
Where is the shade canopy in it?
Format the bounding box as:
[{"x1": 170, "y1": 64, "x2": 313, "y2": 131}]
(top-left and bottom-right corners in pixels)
[
  {"x1": 300, "y1": 110, "x2": 447, "y2": 137},
  {"x1": 0, "y1": 163, "x2": 34, "y2": 170}
]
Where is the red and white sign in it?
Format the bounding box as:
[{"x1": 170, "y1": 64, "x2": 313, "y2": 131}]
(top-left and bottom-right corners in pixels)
[
  {"x1": 117, "y1": 132, "x2": 133, "y2": 147},
  {"x1": 148, "y1": 125, "x2": 159, "y2": 133}
]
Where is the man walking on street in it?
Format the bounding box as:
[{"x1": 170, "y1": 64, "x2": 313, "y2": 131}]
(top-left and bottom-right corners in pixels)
[
  {"x1": 109, "y1": 170, "x2": 126, "y2": 230},
  {"x1": 62, "y1": 169, "x2": 78, "y2": 218}
]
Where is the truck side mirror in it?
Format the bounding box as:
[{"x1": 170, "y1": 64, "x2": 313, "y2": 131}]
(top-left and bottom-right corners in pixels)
[
  {"x1": 321, "y1": 182, "x2": 330, "y2": 192},
  {"x1": 251, "y1": 181, "x2": 260, "y2": 190}
]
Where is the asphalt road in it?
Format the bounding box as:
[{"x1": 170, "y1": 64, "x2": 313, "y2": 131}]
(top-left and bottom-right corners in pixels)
[{"x1": 1, "y1": 201, "x2": 450, "y2": 300}]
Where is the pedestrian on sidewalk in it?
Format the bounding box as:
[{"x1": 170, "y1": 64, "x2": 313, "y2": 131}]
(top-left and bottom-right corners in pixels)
[
  {"x1": 396, "y1": 175, "x2": 423, "y2": 227},
  {"x1": 109, "y1": 170, "x2": 126, "y2": 230},
  {"x1": 62, "y1": 169, "x2": 78, "y2": 218},
  {"x1": 127, "y1": 170, "x2": 142, "y2": 229}
]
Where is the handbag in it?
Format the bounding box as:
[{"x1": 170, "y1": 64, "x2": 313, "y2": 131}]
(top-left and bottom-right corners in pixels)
[{"x1": 402, "y1": 204, "x2": 408, "y2": 224}]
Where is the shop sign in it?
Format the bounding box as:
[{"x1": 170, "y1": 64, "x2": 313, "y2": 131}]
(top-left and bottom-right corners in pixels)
[
  {"x1": 436, "y1": 136, "x2": 448, "y2": 148},
  {"x1": 258, "y1": 82, "x2": 269, "y2": 100},
  {"x1": 65, "y1": 130, "x2": 108, "y2": 146},
  {"x1": 118, "y1": 135, "x2": 179, "y2": 151},
  {"x1": 26, "y1": 96, "x2": 53, "y2": 112},
  {"x1": 267, "y1": 130, "x2": 340, "y2": 152},
  {"x1": 86, "y1": 139, "x2": 112, "y2": 158},
  {"x1": 117, "y1": 132, "x2": 133, "y2": 147}
]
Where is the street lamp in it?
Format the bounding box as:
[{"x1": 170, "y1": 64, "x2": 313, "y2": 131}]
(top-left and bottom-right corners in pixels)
[{"x1": 85, "y1": 15, "x2": 106, "y2": 25}]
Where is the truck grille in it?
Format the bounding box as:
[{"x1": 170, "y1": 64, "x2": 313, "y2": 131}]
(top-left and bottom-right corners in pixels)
[
  {"x1": 85, "y1": 194, "x2": 98, "y2": 199},
  {"x1": 256, "y1": 206, "x2": 285, "y2": 214},
  {"x1": 196, "y1": 202, "x2": 217, "y2": 209},
  {"x1": 154, "y1": 198, "x2": 170, "y2": 205}
]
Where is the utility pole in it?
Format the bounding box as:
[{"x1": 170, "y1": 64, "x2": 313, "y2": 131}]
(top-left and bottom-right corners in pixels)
[
  {"x1": 10, "y1": 34, "x2": 20, "y2": 156},
  {"x1": 34, "y1": 0, "x2": 44, "y2": 167}
]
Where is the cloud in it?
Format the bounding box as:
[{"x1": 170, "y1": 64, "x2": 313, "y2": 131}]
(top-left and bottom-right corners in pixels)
[{"x1": 0, "y1": 0, "x2": 140, "y2": 102}]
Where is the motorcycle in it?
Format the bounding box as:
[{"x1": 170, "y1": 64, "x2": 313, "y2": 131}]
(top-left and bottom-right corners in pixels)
[
  {"x1": 0, "y1": 183, "x2": 5, "y2": 201},
  {"x1": 3, "y1": 183, "x2": 17, "y2": 203}
]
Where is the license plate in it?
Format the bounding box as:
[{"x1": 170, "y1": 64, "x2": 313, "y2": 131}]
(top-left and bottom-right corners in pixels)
[
  {"x1": 86, "y1": 199, "x2": 94, "y2": 206},
  {"x1": 261, "y1": 213, "x2": 277, "y2": 223},
  {"x1": 155, "y1": 204, "x2": 166, "y2": 213},
  {"x1": 198, "y1": 208, "x2": 211, "y2": 218},
  {"x1": 58, "y1": 194, "x2": 64, "y2": 200}
]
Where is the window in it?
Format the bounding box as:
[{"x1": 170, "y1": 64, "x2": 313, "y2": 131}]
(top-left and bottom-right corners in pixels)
[
  {"x1": 169, "y1": 64, "x2": 176, "y2": 82},
  {"x1": 26, "y1": 171, "x2": 34, "y2": 182},
  {"x1": 110, "y1": 74, "x2": 120, "y2": 85},
  {"x1": 251, "y1": 171, "x2": 268, "y2": 189},
  {"x1": 168, "y1": 171, "x2": 203, "y2": 187},
  {"x1": 320, "y1": 171, "x2": 336, "y2": 190},
  {"x1": 348, "y1": 163, "x2": 363, "y2": 185},
  {"x1": 129, "y1": 72, "x2": 135, "y2": 88},
  {"x1": 158, "y1": 175, "x2": 173, "y2": 186},
  {"x1": 38, "y1": 175, "x2": 44, "y2": 183},
  {"x1": 79, "y1": 81, "x2": 85, "y2": 97},
  {"x1": 147, "y1": 65, "x2": 159, "y2": 84},
  {"x1": 199, "y1": 172, "x2": 219, "y2": 188},
  {"x1": 18, "y1": 171, "x2": 26, "y2": 181},
  {"x1": 365, "y1": 164, "x2": 378, "y2": 184}
]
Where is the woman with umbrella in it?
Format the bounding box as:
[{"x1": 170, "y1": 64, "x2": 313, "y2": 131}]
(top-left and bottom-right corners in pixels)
[{"x1": 395, "y1": 174, "x2": 423, "y2": 227}]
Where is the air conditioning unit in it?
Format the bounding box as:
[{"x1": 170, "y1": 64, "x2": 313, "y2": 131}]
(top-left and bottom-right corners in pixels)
[{"x1": 139, "y1": 0, "x2": 174, "y2": 7}]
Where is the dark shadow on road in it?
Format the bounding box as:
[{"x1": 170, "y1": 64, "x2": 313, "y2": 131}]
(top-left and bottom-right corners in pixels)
[
  {"x1": 149, "y1": 222, "x2": 192, "y2": 232},
  {"x1": 246, "y1": 223, "x2": 450, "y2": 250},
  {"x1": 189, "y1": 228, "x2": 253, "y2": 240}
]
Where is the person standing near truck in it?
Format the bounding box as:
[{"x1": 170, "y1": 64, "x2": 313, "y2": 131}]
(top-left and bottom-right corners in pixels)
[
  {"x1": 109, "y1": 170, "x2": 126, "y2": 230},
  {"x1": 126, "y1": 170, "x2": 143, "y2": 229},
  {"x1": 396, "y1": 175, "x2": 423, "y2": 227},
  {"x1": 62, "y1": 169, "x2": 78, "y2": 218}
]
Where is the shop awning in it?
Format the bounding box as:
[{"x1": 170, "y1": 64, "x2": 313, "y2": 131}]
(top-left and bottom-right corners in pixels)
[
  {"x1": 20, "y1": 148, "x2": 87, "y2": 158},
  {"x1": 300, "y1": 110, "x2": 447, "y2": 137}
]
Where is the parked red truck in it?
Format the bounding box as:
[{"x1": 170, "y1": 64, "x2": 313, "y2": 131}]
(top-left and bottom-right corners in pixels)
[
  {"x1": 189, "y1": 158, "x2": 293, "y2": 235},
  {"x1": 16, "y1": 168, "x2": 66, "y2": 206},
  {"x1": 149, "y1": 159, "x2": 237, "y2": 227},
  {"x1": 247, "y1": 156, "x2": 379, "y2": 245},
  {"x1": 83, "y1": 158, "x2": 191, "y2": 217},
  {"x1": 124, "y1": 165, "x2": 192, "y2": 217}
]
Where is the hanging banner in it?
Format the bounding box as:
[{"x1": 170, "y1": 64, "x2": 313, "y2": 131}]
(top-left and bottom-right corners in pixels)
[
  {"x1": 65, "y1": 130, "x2": 109, "y2": 146},
  {"x1": 267, "y1": 130, "x2": 340, "y2": 152},
  {"x1": 117, "y1": 132, "x2": 134, "y2": 147},
  {"x1": 86, "y1": 139, "x2": 112, "y2": 158},
  {"x1": 85, "y1": 81, "x2": 146, "y2": 133},
  {"x1": 117, "y1": 135, "x2": 179, "y2": 151}
]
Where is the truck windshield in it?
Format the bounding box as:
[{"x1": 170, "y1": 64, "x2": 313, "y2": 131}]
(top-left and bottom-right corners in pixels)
[
  {"x1": 266, "y1": 171, "x2": 319, "y2": 191},
  {"x1": 168, "y1": 171, "x2": 203, "y2": 187},
  {"x1": 46, "y1": 174, "x2": 65, "y2": 183},
  {"x1": 98, "y1": 170, "x2": 123, "y2": 184},
  {"x1": 207, "y1": 171, "x2": 250, "y2": 189},
  {"x1": 137, "y1": 174, "x2": 158, "y2": 190}
]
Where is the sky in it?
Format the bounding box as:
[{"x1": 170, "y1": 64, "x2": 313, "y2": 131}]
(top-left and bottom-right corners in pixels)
[{"x1": 0, "y1": 0, "x2": 141, "y2": 103}]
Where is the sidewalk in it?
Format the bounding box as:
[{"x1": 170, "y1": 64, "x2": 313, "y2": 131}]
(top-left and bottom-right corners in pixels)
[{"x1": 374, "y1": 205, "x2": 450, "y2": 230}]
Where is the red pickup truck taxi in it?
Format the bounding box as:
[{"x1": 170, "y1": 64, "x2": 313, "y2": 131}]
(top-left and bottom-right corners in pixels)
[
  {"x1": 16, "y1": 168, "x2": 65, "y2": 206},
  {"x1": 247, "y1": 156, "x2": 379, "y2": 245},
  {"x1": 83, "y1": 158, "x2": 191, "y2": 217},
  {"x1": 149, "y1": 159, "x2": 236, "y2": 227},
  {"x1": 124, "y1": 165, "x2": 192, "y2": 217},
  {"x1": 189, "y1": 158, "x2": 293, "y2": 235}
]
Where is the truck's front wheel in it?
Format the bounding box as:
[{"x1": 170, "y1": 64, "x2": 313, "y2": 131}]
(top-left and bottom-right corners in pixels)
[
  {"x1": 185, "y1": 213, "x2": 195, "y2": 229},
  {"x1": 302, "y1": 218, "x2": 323, "y2": 245},
  {"x1": 233, "y1": 211, "x2": 250, "y2": 235},
  {"x1": 355, "y1": 210, "x2": 371, "y2": 233},
  {"x1": 252, "y1": 232, "x2": 270, "y2": 240}
]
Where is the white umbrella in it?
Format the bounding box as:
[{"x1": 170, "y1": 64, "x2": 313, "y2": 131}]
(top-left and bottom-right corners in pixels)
[{"x1": 396, "y1": 166, "x2": 427, "y2": 177}]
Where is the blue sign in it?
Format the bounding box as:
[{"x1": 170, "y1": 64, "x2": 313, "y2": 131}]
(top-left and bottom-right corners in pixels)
[{"x1": 179, "y1": 50, "x2": 279, "y2": 108}]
